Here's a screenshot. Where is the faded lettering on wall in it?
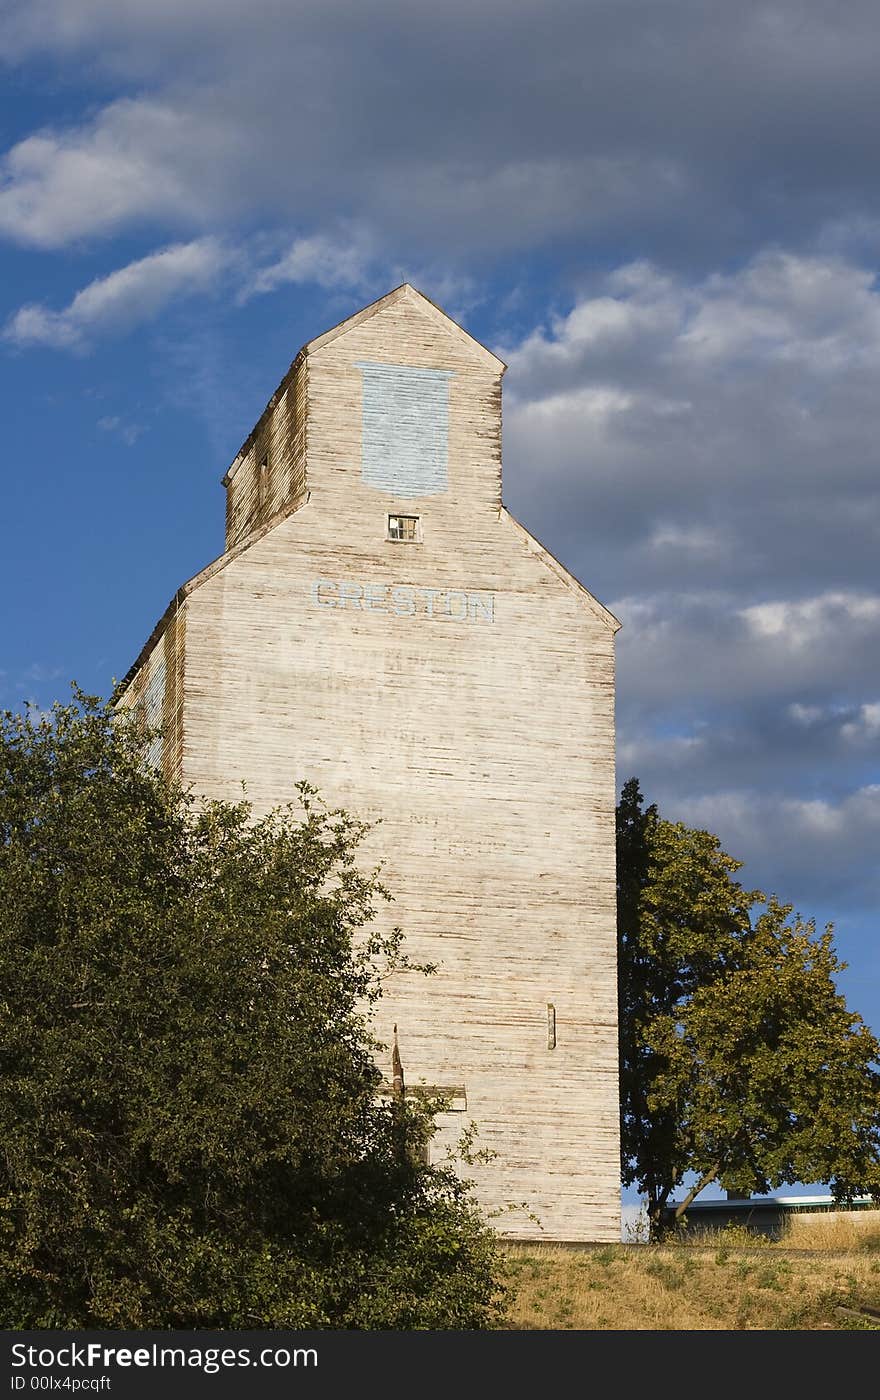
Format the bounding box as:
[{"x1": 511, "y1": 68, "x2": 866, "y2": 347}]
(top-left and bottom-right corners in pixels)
[{"x1": 311, "y1": 580, "x2": 495, "y2": 623}]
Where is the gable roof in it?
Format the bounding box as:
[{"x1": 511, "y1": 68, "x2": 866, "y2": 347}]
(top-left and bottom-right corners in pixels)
[
  {"x1": 113, "y1": 492, "x2": 315, "y2": 700},
  {"x1": 501, "y1": 508, "x2": 621, "y2": 633},
  {"x1": 223, "y1": 284, "x2": 504, "y2": 487},
  {"x1": 306, "y1": 282, "x2": 506, "y2": 373}
]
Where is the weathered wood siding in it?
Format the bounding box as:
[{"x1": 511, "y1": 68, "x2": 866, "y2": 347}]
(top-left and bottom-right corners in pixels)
[
  {"x1": 116, "y1": 637, "x2": 160, "y2": 766},
  {"x1": 160, "y1": 607, "x2": 186, "y2": 782},
  {"x1": 176, "y1": 286, "x2": 621, "y2": 1241},
  {"x1": 116, "y1": 605, "x2": 186, "y2": 784},
  {"x1": 224, "y1": 353, "x2": 309, "y2": 550}
]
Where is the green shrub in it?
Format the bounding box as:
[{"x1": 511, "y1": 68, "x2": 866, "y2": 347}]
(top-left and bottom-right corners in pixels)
[{"x1": 0, "y1": 692, "x2": 506, "y2": 1328}]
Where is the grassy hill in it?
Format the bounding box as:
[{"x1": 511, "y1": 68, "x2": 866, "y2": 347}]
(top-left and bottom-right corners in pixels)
[{"x1": 497, "y1": 1219, "x2": 880, "y2": 1330}]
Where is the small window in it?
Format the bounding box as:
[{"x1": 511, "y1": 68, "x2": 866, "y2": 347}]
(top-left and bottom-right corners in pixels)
[{"x1": 388, "y1": 514, "x2": 420, "y2": 542}]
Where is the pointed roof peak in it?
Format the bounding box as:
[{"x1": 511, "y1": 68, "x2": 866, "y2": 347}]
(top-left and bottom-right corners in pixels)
[{"x1": 305, "y1": 282, "x2": 506, "y2": 372}]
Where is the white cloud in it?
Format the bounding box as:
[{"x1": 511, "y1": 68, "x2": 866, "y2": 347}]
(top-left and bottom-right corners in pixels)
[
  {"x1": 0, "y1": 99, "x2": 225, "y2": 247},
  {"x1": 1, "y1": 224, "x2": 479, "y2": 351},
  {"x1": 617, "y1": 731, "x2": 706, "y2": 772},
  {"x1": 649, "y1": 523, "x2": 723, "y2": 557},
  {"x1": 609, "y1": 588, "x2": 880, "y2": 715},
  {"x1": 507, "y1": 252, "x2": 880, "y2": 399},
  {"x1": 500, "y1": 251, "x2": 880, "y2": 916},
  {"x1": 501, "y1": 249, "x2": 880, "y2": 617},
  {"x1": 19, "y1": 662, "x2": 64, "y2": 684},
  {"x1": 667, "y1": 784, "x2": 880, "y2": 908},
  {"x1": 739, "y1": 593, "x2": 880, "y2": 647},
  {"x1": 4, "y1": 4, "x2": 880, "y2": 259},
  {"x1": 615, "y1": 669, "x2": 880, "y2": 921},
  {"x1": 516, "y1": 384, "x2": 636, "y2": 426},
  {"x1": 841, "y1": 702, "x2": 880, "y2": 744},
  {"x1": 788, "y1": 702, "x2": 824, "y2": 726},
  {"x1": 97, "y1": 415, "x2": 145, "y2": 446},
  {"x1": 675, "y1": 253, "x2": 880, "y2": 369},
  {"x1": 246, "y1": 231, "x2": 373, "y2": 298},
  {"x1": 4, "y1": 237, "x2": 231, "y2": 347}
]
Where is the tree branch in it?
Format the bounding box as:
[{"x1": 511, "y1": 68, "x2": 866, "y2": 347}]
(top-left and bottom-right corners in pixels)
[{"x1": 674, "y1": 1163, "x2": 721, "y2": 1220}]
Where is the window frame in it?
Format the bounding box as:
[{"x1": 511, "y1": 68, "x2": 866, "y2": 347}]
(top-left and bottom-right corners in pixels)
[{"x1": 387, "y1": 513, "x2": 422, "y2": 543}]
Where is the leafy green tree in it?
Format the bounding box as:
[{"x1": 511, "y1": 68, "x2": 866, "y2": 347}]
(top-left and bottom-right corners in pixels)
[
  {"x1": 0, "y1": 691, "x2": 505, "y2": 1328},
  {"x1": 617, "y1": 778, "x2": 880, "y2": 1237}
]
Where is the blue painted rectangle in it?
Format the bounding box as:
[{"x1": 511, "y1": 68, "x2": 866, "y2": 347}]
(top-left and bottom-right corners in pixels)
[{"x1": 356, "y1": 362, "x2": 453, "y2": 496}]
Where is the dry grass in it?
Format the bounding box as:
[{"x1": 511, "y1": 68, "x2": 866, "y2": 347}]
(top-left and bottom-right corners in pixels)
[
  {"x1": 783, "y1": 1211, "x2": 880, "y2": 1252},
  {"x1": 497, "y1": 1223, "x2": 880, "y2": 1330}
]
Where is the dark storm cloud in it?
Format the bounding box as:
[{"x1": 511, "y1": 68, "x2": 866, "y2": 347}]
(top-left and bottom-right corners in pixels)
[{"x1": 2, "y1": 1, "x2": 880, "y2": 262}]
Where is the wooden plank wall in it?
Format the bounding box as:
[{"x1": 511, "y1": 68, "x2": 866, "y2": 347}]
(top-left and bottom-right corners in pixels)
[
  {"x1": 160, "y1": 607, "x2": 186, "y2": 783},
  {"x1": 116, "y1": 605, "x2": 186, "y2": 785},
  {"x1": 224, "y1": 354, "x2": 309, "y2": 550},
  {"x1": 176, "y1": 288, "x2": 621, "y2": 1241}
]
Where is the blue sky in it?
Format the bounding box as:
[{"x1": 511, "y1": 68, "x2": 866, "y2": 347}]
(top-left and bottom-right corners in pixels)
[{"x1": 2, "y1": 3, "x2": 880, "y2": 1182}]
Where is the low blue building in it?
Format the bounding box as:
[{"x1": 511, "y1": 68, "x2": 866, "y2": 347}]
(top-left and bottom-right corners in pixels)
[{"x1": 667, "y1": 1194, "x2": 879, "y2": 1240}]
